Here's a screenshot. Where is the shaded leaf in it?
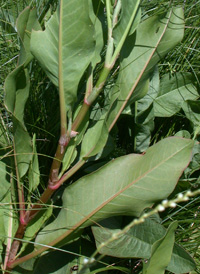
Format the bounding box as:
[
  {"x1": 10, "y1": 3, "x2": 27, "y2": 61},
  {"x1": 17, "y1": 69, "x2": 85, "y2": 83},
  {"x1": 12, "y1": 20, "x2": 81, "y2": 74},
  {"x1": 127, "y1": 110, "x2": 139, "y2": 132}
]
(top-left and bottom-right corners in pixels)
[
  {"x1": 142, "y1": 221, "x2": 178, "y2": 274},
  {"x1": 88, "y1": 1, "x2": 104, "y2": 67},
  {"x1": 5, "y1": 68, "x2": 32, "y2": 178},
  {"x1": 134, "y1": 121, "x2": 154, "y2": 153},
  {"x1": 154, "y1": 73, "x2": 199, "y2": 117},
  {"x1": 4, "y1": 7, "x2": 41, "y2": 178},
  {"x1": 80, "y1": 117, "x2": 109, "y2": 159},
  {"x1": 60, "y1": 139, "x2": 77, "y2": 176},
  {"x1": 19, "y1": 204, "x2": 53, "y2": 256},
  {"x1": 0, "y1": 161, "x2": 11, "y2": 243},
  {"x1": 134, "y1": 67, "x2": 160, "y2": 152},
  {"x1": 28, "y1": 134, "x2": 40, "y2": 193},
  {"x1": 182, "y1": 100, "x2": 200, "y2": 136},
  {"x1": 16, "y1": 7, "x2": 41, "y2": 66},
  {"x1": 184, "y1": 142, "x2": 200, "y2": 177},
  {"x1": 92, "y1": 217, "x2": 196, "y2": 273}
]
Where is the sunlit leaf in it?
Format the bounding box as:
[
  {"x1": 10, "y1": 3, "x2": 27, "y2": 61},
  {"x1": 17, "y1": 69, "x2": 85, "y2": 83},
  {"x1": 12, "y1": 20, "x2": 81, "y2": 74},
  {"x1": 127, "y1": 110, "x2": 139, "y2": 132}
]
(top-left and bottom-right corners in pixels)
[
  {"x1": 35, "y1": 137, "x2": 194, "y2": 249},
  {"x1": 31, "y1": 0, "x2": 98, "y2": 111}
]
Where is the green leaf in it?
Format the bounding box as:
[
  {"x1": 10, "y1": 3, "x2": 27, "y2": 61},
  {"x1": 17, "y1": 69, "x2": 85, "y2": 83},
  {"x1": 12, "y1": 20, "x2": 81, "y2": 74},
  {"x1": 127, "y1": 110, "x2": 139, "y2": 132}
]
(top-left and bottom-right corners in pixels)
[
  {"x1": 134, "y1": 67, "x2": 160, "y2": 152},
  {"x1": 30, "y1": 0, "x2": 97, "y2": 111},
  {"x1": 92, "y1": 217, "x2": 196, "y2": 273},
  {"x1": 142, "y1": 221, "x2": 178, "y2": 274},
  {"x1": 5, "y1": 68, "x2": 32, "y2": 178},
  {"x1": 167, "y1": 243, "x2": 196, "y2": 274},
  {"x1": 88, "y1": 1, "x2": 104, "y2": 67},
  {"x1": 134, "y1": 120, "x2": 154, "y2": 153},
  {"x1": 113, "y1": 0, "x2": 141, "y2": 46},
  {"x1": 33, "y1": 238, "x2": 99, "y2": 274},
  {"x1": 16, "y1": 7, "x2": 41, "y2": 66},
  {"x1": 0, "y1": 161, "x2": 11, "y2": 240},
  {"x1": 80, "y1": 117, "x2": 109, "y2": 159},
  {"x1": 107, "y1": 7, "x2": 185, "y2": 130},
  {"x1": 28, "y1": 134, "x2": 40, "y2": 193},
  {"x1": 35, "y1": 137, "x2": 194, "y2": 249},
  {"x1": 0, "y1": 161, "x2": 18, "y2": 263},
  {"x1": 154, "y1": 73, "x2": 199, "y2": 117},
  {"x1": 184, "y1": 142, "x2": 200, "y2": 177},
  {"x1": 182, "y1": 100, "x2": 200, "y2": 136},
  {"x1": 60, "y1": 139, "x2": 77, "y2": 176},
  {"x1": 136, "y1": 67, "x2": 160, "y2": 125},
  {"x1": 4, "y1": 7, "x2": 41, "y2": 178}
]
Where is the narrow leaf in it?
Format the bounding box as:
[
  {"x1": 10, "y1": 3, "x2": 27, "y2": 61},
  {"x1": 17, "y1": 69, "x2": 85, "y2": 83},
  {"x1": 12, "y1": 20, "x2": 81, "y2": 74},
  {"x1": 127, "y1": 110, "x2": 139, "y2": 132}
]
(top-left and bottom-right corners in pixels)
[
  {"x1": 28, "y1": 134, "x2": 40, "y2": 193},
  {"x1": 142, "y1": 221, "x2": 178, "y2": 274},
  {"x1": 113, "y1": 0, "x2": 141, "y2": 46},
  {"x1": 4, "y1": 7, "x2": 41, "y2": 178},
  {"x1": 80, "y1": 117, "x2": 109, "y2": 159},
  {"x1": 5, "y1": 68, "x2": 32, "y2": 178}
]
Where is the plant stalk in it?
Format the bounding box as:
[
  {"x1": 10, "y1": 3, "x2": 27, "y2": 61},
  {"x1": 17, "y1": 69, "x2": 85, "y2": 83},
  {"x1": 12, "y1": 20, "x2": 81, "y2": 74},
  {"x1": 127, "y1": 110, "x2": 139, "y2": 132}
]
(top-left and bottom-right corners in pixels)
[
  {"x1": 6, "y1": 2, "x2": 122, "y2": 269},
  {"x1": 13, "y1": 141, "x2": 26, "y2": 225}
]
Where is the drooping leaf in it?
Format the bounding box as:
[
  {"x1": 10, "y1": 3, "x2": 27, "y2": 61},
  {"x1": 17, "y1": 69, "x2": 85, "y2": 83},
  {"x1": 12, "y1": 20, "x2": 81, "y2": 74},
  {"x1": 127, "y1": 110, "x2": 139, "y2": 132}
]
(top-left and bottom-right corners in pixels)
[
  {"x1": 107, "y1": 7, "x2": 185, "y2": 130},
  {"x1": 92, "y1": 217, "x2": 196, "y2": 273},
  {"x1": 16, "y1": 7, "x2": 41, "y2": 66},
  {"x1": 136, "y1": 67, "x2": 160, "y2": 125},
  {"x1": 182, "y1": 100, "x2": 200, "y2": 136},
  {"x1": 30, "y1": 0, "x2": 98, "y2": 111},
  {"x1": 142, "y1": 221, "x2": 178, "y2": 274},
  {"x1": 35, "y1": 137, "x2": 194, "y2": 249},
  {"x1": 4, "y1": 7, "x2": 41, "y2": 178},
  {"x1": 134, "y1": 121, "x2": 154, "y2": 153},
  {"x1": 5, "y1": 68, "x2": 32, "y2": 178},
  {"x1": 154, "y1": 73, "x2": 199, "y2": 117},
  {"x1": 134, "y1": 67, "x2": 160, "y2": 152}
]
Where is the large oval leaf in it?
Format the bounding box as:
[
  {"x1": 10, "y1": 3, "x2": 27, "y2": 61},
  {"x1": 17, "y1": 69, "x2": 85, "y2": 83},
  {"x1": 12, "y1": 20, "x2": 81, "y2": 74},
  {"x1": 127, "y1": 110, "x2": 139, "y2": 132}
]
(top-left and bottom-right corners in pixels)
[
  {"x1": 30, "y1": 0, "x2": 98, "y2": 111},
  {"x1": 35, "y1": 137, "x2": 194, "y2": 249}
]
